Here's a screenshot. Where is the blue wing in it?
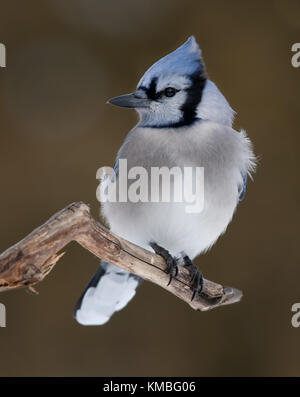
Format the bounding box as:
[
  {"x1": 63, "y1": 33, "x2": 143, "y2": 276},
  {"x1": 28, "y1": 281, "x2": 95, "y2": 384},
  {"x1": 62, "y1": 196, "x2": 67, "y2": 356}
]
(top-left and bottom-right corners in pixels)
[{"x1": 238, "y1": 172, "x2": 247, "y2": 201}]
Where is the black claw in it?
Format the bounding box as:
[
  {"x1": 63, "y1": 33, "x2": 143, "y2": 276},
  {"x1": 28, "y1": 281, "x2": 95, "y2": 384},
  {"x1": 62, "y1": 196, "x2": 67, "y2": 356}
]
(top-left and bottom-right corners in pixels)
[
  {"x1": 191, "y1": 289, "x2": 197, "y2": 301},
  {"x1": 175, "y1": 265, "x2": 178, "y2": 277},
  {"x1": 190, "y1": 271, "x2": 196, "y2": 284},
  {"x1": 190, "y1": 272, "x2": 203, "y2": 301},
  {"x1": 150, "y1": 242, "x2": 178, "y2": 286},
  {"x1": 183, "y1": 255, "x2": 203, "y2": 301}
]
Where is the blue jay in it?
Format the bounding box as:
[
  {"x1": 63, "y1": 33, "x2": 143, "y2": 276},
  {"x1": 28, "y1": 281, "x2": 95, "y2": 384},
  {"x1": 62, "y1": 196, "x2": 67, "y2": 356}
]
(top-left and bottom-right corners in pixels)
[{"x1": 74, "y1": 36, "x2": 256, "y2": 325}]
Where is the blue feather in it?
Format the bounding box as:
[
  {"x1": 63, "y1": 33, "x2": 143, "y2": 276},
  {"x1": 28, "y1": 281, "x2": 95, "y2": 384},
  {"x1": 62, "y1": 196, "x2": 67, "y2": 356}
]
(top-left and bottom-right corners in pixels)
[
  {"x1": 138, "y1": 36, "x2": 203, "y2": 88},
  {"x1": 238, "y1": 172, "x2": 247, "y2": 201}
]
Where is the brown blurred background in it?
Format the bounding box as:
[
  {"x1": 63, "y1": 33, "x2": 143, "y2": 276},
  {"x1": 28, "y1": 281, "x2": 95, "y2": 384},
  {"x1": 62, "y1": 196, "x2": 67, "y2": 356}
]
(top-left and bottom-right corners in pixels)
[{"x1": 0, "y1": 0, "x2": 299, "y2": 377}]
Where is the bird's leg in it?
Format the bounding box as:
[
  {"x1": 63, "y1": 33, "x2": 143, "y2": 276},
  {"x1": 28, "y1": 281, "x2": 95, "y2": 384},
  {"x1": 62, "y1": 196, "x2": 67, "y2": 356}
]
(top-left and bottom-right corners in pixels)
[
  {"x1": 183, "y1": 255, "x2": 203, "y2": 301},
  {"x1": 150, "y1": 242, "x2": 178, "y2": 286}
]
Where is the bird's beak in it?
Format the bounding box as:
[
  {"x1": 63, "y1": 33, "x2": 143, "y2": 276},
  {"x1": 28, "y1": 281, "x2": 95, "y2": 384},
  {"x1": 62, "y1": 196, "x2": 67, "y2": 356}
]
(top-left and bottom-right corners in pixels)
[{"x1": 107, "y1": 93, "x2": 151, "y2": 109}]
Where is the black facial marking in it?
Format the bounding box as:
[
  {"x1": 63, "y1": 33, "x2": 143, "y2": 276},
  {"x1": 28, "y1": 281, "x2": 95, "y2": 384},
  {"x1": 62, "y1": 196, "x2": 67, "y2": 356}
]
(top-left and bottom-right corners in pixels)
[
  {"x1": 179, "y1": 72, "x2": 207, "y2": 126},
  {"x1": 156, "y1": 70, "x2": 206, "y2": 128},
  {"x1": 145, "y1": 77, "x2": 158, "y2": 100},
  {"x1": 141, "y1": 69, "x2": 207, "y2": 129}
]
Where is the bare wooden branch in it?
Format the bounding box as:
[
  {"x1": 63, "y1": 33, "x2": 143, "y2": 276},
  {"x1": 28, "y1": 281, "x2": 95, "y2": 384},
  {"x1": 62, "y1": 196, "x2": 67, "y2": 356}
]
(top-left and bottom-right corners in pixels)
[{"x1": 0, "y1": 202, "x2": 242, "y2": 311}]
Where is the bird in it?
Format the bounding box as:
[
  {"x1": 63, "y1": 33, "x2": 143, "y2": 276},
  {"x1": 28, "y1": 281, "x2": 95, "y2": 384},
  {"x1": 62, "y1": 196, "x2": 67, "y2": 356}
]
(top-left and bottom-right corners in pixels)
[{"x1": 74, "y1": 36, "x2": 256, "y2": 326}]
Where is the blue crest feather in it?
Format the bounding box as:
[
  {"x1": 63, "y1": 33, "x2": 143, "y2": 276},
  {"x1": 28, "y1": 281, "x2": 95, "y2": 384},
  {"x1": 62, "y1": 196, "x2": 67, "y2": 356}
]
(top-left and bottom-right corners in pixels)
[{"x1": 138, "y1": 36, "x2": 203, "y2": 88}]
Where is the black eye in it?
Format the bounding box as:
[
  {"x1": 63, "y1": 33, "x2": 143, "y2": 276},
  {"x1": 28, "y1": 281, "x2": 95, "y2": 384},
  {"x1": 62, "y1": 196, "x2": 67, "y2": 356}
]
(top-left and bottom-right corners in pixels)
[{"x1": 164, "y1": 87, "x2": 177, "y2": 97}]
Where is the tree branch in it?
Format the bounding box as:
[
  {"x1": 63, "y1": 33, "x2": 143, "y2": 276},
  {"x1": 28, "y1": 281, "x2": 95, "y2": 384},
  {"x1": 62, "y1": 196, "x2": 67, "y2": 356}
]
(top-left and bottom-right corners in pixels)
[{"x1": 0, "y1": 202, "x2": 242, "y2": 311}]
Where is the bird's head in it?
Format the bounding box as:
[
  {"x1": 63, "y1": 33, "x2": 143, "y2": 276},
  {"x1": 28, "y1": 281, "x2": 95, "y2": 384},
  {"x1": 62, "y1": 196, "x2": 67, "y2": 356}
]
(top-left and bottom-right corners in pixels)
[{"x1": 108, "y1": 36, "x2": 234, "y2": 128}]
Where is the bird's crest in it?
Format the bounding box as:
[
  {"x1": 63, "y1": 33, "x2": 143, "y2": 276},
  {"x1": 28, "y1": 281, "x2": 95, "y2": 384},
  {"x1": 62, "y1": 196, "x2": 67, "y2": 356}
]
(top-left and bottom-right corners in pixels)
[{"x1": 138, "y1": 36, "x2": 204, "y2": 88}]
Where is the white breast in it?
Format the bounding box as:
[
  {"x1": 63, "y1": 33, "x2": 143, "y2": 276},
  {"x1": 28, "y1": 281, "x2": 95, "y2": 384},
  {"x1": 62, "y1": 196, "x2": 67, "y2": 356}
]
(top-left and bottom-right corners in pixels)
[{"x1": 101, "y1": 120, "x2": 255, "y2": 259}]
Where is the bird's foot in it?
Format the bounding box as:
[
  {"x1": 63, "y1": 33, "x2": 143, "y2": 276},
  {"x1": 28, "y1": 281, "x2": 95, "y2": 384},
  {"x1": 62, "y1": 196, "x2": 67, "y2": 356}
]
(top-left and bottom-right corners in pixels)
[
  {"x1": 183, "y1": 256, "x2": 203, "y2": 301},
  {"x1": 150, "y1": 242, "x2": 178, "y2": 286}
]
